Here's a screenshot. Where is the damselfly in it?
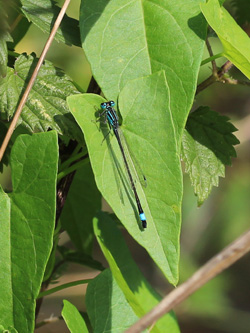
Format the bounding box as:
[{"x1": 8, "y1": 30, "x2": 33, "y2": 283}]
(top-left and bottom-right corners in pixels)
[{"x1": 99, "y1": 101, "x2": 147, "y2": 229}]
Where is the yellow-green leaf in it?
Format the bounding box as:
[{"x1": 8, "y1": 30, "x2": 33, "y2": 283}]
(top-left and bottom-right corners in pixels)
[{"x1": 200, "y1": 0, "x2": 250, "y2": 79}]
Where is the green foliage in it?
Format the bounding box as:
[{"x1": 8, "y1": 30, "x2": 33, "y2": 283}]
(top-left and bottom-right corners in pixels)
[
  {"x1": 0, "y1": 0, "x2": 248, "y2": 331},
  {"x1": 62, "y1": 300, "x2": 88, "y2": 333},
  {"x1": 60, "y1": 162, "x2": 101, "y2": 254},
  {"x1": 0, "y1": 1, "x2": 13, "y2": 76},
  {"x1": 182, "y1": 107, "x2": 239, "y2": 205},
  {"x1": 0, "y1": 131, "x2": 58, "y2": 332},
  {"x1": 201, "y1": 0, "x2": 250, "y2": 79},
  {"x1": 0, "y1": 53, "x2": 83, "y2": 142},
  {"x1": 80, "y1": 0, "x2": 207, "y2": 141},
  {"x1": 92, "y1": 213, "x2": 180, "y2": 332},
  {"x1": 0, "y1": 325, "x2": 18, "y2": 333},
  {"x1": 21, "y1": 0, "x2": 81, "y2": 46},
  {"x1": 57, "y1": 246, "x2": 104, "y2": 272},
  {"x1": 67, "y1": 72, "x2": 183, "y2": 284},
  {"x1": 86, "y1": 269, "x2": 140, "y2": 332}
]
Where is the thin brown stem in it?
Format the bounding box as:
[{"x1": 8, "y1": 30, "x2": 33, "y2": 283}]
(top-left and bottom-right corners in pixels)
[
  {"x1": 205, "y1": 39, "x2": 217, "y2": 74},
  {"x1": 0, "y1": 0, "x2": 72, "y2": 162},
  {"x1": 196, "y1": 60, "x2": 234, "y2": 95},
  {"x1": 222, "y1": 77, "x2": 250, "y2": 86},
  {"x1": 196, "y1": 38, "x2": 221, "y2": 94},
  {"x1": 126, "y1": 229, "x2": 250, "y2": 333},
  {"x1": 196, "y1": 74, "x2": 216, "y2": 95},
  {"x1": 10, "y1": 14, "x2": 23, "y2": 33},
  {"x1": 56, "y1": 171, "x2": 76, "y2": 223},
  {"x1": 197, "y1": 27, "x2": 247, "y2": 95},
  {"x1": 35, "y1": 316, "x2": 62, "y2": 329},
  {"x1": 217, "y1": 60, "x2": 234, "y2": 77}
]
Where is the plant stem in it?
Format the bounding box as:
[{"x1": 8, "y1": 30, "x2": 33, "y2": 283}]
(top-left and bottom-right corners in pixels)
[
  {"x1": 35, "y1": 316, "x2": 63, "y2": 329},
  {"x1": 196, "y1": 60, "x2": 234, "y2": 95},
  {"x1": 8, "y1": 50, "x2": 20, "y2": 58},
  {"x1": 57, "y1": 156, "x2": 89, "y2": 182},
  {"x1": 205, "y1": 38, "x2": 218, "y2": 74},
  {"x1": 223, "y1": 78, "x2": 250, "y2": 86},
  {"x1": 125, "y1": 229, "x2": 250, "y2": 333},
  {"x1": 0, "y1": 0, "x2": 72, "y2": 162},
  {"x1": 37, "y1": 279, "x2": 92, "y2": 299},
  {"x1": 59, "y1": 148, "x2": 87, "y2": 172},
  {"x1": 201, "y1": 52, "x2": 224, "y2": 66}
]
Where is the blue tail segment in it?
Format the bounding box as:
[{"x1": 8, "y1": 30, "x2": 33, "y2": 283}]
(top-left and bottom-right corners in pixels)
[
  {"x1": 100, "y1": 100, "x2": 147, "y2": 229},
  {"x1": 139, "y1": 212, "x2": 147, "y2": 229}
]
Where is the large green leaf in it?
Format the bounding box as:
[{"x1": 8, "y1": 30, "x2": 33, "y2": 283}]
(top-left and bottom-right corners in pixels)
[
  {"x1": 0, "y1": 187, "x2": 12, "y2": 327},
  {"x1": 86, "y1": 269, "x2": 140, "y2": 332},
  {"x1": 0, "y1": 1, "x2": 13, "y2": 76},
  {"x1": 200, "y1": 0, "x2": 250, "y2": 79},
  {"x1": 0, "y1": 131, "x2": 58, "y2": 332},
  {"x1": 92, "y1": 214, "x2": 179, "y2": 332},
  {"x1": 21, "y1": 0, "x2": 81, "y2": 46},
  {"x1": 61, "y1": 162, "x2": 101, "y2": 255},
  {"x1": 0, "y1": 325, "x2": 17, "y2": 333},
  {"x1": 181, "y1": 106, "x2": 239, "y2": 205},
  {"x1": 80, "y1": 0, "x2": 207, "y2": 142},
  {"x1": 68, "y1": 71, "x2": 182, "y2": 284},
  {"x1": 0, "y1": 54, "x2": 83, "y2": 143},
  {"x1": 62, "y1": 300, "x2": 88, "y2": 333}
]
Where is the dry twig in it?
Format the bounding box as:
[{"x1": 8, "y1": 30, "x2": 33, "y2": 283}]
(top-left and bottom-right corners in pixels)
[
  {"x1": 126, "y1": 229, "x2": 250, "y2": 333},
  {"x1": 0, "y1": 0, "x2": 72, "y2": 162}
]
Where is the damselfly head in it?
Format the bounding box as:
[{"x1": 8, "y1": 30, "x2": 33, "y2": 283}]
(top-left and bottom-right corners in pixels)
[
  {"x1": 100, "y1": 102, "x2": 107, "y2": 109},
  {"x1": 101, "y1": 101, "x2": 115, "y2": 109}
]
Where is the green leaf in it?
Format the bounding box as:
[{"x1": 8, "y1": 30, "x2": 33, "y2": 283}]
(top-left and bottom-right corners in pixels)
[
  {"x1": 93, "y1": 213, "x2": 180, "y2": 333},
  {"x1": 0, "y1": 2, "x2": 13, "y2": 76},
  {"x1": 9, "y1": 17, "x2": 32, "y2": 49},
  {"x1": 200, "y1": 0, "x2": 250, "y2": 79},
  {"x1": 61, "y1": 162, "x2": 101, "y2": 254},
  {"x1": 67, "y1": 71, "x2": 183, "y2": 284},
  {"x1": 0, "y1": 53, "x2": 83, "y2": 143},
  {"x1": 58, "y1": 246, "x2": 104, "y2": 271},
  {"x1": 0, "y1": 122, "x2": 32, "y2": 172},
  {"x1": 38, "y1": 279, "x2": 91, "y2": 299},
  {"x1": 0, "y1": 131, "x2": 58, "y2": 331},
  {"x1": 21, "y1": 0, "x2": 81, "y2": 47},
  {"x1": 80, "y1": 0, "x2": 207, "y2": 141},
  {"x1": 0, "y1": 325, "x2": 18, "y2": 333},
  {"x1": 62, "y1": 300, "x2": 88, "y2": 333},
  {"x1": 43, "y1": 223, "x2": 60, "y2": 282},
  {"x1": 181, "y1": 106, "x2": 239, "y2": 206},
  {"x1": 86, "y1": 269, "x2": 140, "y2": 332},
  {"x1": 0, "y1": 187, "x2": 12, "y2": 327}
]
